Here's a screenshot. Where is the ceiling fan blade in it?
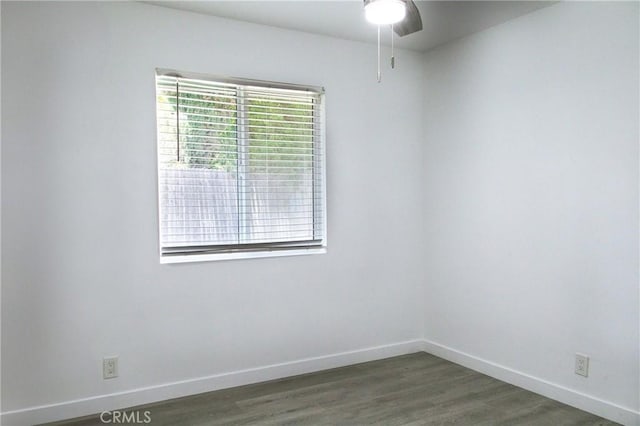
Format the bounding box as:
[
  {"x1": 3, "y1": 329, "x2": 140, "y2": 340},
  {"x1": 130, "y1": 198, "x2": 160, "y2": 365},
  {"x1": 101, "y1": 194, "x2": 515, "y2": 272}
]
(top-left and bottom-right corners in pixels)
[{"x1": 394, "y1": 0, "x2": 422, "y2": 37}]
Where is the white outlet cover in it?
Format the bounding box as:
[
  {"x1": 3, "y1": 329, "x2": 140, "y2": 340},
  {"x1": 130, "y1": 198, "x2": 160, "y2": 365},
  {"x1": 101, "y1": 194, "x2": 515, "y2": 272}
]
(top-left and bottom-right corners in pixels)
[
  {"x1": 575, "y1": 353, "x2": 589, "y2": 377},
  {"x1": 103, "y1": 356, "x2": 119, "y2": 379}
]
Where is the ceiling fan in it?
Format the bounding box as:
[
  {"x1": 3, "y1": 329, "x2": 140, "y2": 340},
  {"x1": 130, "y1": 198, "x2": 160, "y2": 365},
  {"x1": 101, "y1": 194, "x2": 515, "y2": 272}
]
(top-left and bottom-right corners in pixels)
[{"x1": 363, "y1": 0, "x2": 423, "y2": 81}]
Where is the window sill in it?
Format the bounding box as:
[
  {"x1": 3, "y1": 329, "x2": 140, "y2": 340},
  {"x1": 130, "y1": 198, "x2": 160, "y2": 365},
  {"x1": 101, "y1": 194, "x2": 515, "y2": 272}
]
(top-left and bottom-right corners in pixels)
[{"x1": 160, "y1": 246, "x2": 327, "y2": 264}]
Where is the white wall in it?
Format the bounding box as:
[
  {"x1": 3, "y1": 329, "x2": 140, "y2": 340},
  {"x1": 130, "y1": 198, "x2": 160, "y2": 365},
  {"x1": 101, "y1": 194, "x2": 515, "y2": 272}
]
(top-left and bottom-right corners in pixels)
[
  {"x1": 2, "y1": 1, "x2": 639, "y2": 425},
  {"x1": 1, "y1": 2, "x2": 425, "y2": 423},
  {"x1": 0, "y1": 0, "x2": 3, "y2": 418},
  {"x1": 422, "y1": 1, "x2": 639, "y2": 423}
]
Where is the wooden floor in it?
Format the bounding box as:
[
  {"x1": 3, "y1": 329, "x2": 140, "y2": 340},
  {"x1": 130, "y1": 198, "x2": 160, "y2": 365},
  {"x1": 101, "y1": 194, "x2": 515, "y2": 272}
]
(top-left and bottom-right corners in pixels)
[{"x1": 45, "y1": 352, "x2": 618, "y2": 426}]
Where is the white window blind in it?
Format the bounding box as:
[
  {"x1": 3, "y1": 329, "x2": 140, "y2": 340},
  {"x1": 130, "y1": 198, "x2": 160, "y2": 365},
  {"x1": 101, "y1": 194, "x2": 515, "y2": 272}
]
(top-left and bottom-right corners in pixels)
[{"x1": 155, "y1": 69, "x2": 325, "y2": 259}]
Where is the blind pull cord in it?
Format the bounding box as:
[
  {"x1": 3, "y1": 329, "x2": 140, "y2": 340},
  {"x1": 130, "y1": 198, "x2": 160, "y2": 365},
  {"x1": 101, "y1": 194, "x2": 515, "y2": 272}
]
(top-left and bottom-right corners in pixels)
[{"x1": 176, "y1": 80, "x2": 180, "y2": 163}]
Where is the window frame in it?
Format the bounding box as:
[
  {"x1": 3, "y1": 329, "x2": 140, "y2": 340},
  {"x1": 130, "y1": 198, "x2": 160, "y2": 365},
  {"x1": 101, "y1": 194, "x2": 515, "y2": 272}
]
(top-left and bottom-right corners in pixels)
[{"x1": 155, "y1": 68, "x2": 327, "y2": 263}]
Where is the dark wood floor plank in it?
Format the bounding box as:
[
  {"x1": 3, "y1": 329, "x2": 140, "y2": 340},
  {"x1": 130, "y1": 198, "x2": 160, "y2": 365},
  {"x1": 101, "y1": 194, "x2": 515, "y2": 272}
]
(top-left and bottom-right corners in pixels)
[{"x1": 41, "y1": 352, "x2": 619, "y2": 426}]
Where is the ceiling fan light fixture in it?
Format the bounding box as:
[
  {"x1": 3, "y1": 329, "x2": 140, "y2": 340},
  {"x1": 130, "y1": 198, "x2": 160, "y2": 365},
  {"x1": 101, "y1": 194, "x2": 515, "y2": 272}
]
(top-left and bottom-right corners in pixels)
[{"x1": 364, "y1": 0, "x2": 406, "y2": 25}]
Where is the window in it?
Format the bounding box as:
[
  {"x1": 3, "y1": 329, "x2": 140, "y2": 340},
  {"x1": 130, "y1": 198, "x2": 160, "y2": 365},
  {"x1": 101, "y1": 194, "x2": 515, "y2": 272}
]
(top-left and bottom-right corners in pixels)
[{"x1": 155, "y1": 69, "x2": 326, "y2": 262}]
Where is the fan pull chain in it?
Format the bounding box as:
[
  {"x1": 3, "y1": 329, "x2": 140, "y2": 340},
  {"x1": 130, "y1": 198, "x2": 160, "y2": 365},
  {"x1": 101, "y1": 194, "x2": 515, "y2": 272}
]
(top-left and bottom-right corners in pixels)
[
  {"x1": 377, "y1": 25, "x2": 381, "y2": 83},
  {"x1": 391, "y1": 24, "x2": 395, "y2": 69}
]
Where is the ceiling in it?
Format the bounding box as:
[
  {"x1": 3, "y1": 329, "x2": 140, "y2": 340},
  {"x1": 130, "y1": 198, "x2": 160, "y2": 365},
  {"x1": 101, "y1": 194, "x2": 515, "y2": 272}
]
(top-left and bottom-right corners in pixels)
[{"x1": 146, "y1": 1, "x2": 555, "y2": 52}]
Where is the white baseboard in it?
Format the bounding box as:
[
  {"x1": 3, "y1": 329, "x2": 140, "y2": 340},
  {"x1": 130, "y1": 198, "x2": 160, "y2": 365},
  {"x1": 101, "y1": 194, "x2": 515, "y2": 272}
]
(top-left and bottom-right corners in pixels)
[
  {"x1": 3, "y1": 338, "x2": 638, "y2": 426},
  {"x1": 420, "y1": 339, "x2": 640, "y2": 426},
  {"x1": 0, "y1": 339, "x2": 424, "y2": 426}
]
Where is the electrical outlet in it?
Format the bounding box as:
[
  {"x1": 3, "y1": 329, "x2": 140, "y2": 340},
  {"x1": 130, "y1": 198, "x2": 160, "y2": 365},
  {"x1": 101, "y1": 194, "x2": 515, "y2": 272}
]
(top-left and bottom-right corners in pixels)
[
  {"x1": 103, "y1": 356, "x2": 119, "y2": 379},
  {"x1": 575, "y1": 354, "x2": 589, "y2": 377}
]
